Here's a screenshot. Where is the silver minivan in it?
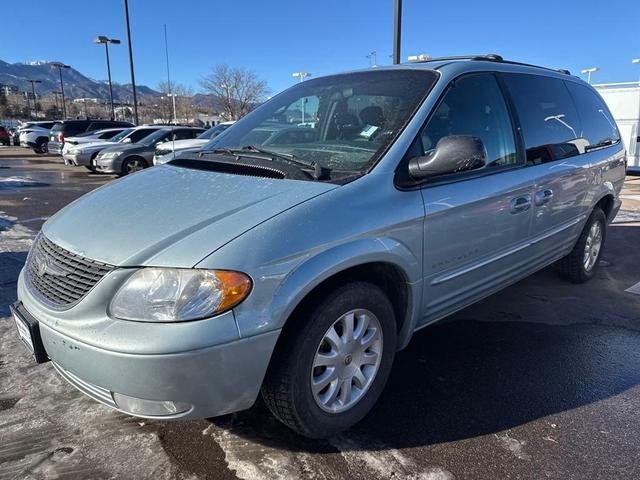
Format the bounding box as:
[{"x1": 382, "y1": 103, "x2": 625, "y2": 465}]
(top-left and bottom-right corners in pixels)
[{"x1": 12, "y1": 55, "x2": 625, "y2": 438}]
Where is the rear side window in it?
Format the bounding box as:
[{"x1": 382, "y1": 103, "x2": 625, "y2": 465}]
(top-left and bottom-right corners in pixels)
[
  {"x1": 420, "y1": 73, "x2": 517, "y2": 168},
  {"x1": 63, "y1": 122, "x2": 90, "y2": 136},
  {"x1": 128, "y1": 128, "x2": 158, "y2": 143},
  {"x1": 173, "y1": 129, "x2": 198, "y2": 140},
  {"x1": 98, "y1": 130, "x2": 121, "y2": 139},
  {"x1": 565, "y1": 82, "x2": 620, "y2": 149},
  {"x1": 503, "y1": 74, "x2": 582, "y2": 165}
]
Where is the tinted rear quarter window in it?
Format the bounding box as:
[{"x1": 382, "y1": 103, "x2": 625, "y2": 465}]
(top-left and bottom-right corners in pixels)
[
  {"x1": 503, "y1": 74, "x2": 582, "y2": 165},
  {"x1": 128, "y1": 129, "x2": 158, "y2": 143},
  {"x1": 63, "y1": 121, "x2": 90, "y2": 136},
  {"x1": 565, "y1": 82, "x2": 620, "y2": 148}
]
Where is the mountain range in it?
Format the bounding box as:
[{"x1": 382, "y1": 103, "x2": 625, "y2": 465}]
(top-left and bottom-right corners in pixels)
[{"x1": 0, "y1": 59, "x2": 159, "y2": 101}]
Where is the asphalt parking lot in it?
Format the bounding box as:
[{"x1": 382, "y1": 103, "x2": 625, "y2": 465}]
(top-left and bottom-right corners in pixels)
[{"x1": 2, "y1": 146, "x2": 640, "y2": 480}]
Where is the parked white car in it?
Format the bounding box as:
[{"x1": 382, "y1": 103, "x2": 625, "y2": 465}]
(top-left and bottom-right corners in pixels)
[
  {"x1": 153, "y1": 121, "x2": 235, "y2": 165},
  {"x1": 61, "y1": 128, "x2": 129, "y2": 156},
  {"x1": 18, "y1": 121, "x2": 57, "y2": 154}
]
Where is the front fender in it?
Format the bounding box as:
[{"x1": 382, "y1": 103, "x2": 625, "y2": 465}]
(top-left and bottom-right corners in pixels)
[{"x1": 232, "y1": 236, "x2": 423, "y2": 350}]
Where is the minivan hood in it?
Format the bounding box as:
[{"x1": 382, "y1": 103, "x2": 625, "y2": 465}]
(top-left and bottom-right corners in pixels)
[{"x1": 43, "y1": 165, "x2": 336, "y2": 267}]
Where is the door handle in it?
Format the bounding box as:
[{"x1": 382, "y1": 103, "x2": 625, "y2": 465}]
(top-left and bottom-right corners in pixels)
[
  {"x1": 510, "y1": 194, "x2": 532, "y2": 214},
  {"x1": 535, "y1": 189, "x2": 554, "y2": 206}
]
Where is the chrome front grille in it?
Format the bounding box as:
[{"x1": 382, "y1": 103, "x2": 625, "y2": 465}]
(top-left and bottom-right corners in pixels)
[{"x1": 25, "y1": 234, "x2": 114, "y2": 308}]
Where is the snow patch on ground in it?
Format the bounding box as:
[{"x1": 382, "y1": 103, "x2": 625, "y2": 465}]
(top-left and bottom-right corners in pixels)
[
  {"x1": 613, "y1": 209, "x2": 640, "y2": 223},
  {"x1": 495, "y1": 432, "x2": 531, "y2": 461},
  {"x1": 330, "y1": 433, "x2": 455, "y2": 480},
  {"x1": 0, "y1": 217, "x2": 33, "y2": 250},
  {"x1": 0, "y1": 176, "x2": 43, "y2": 189},
  {"x1": 0, "y1": 212, "x2": 34, "y2": 253}
]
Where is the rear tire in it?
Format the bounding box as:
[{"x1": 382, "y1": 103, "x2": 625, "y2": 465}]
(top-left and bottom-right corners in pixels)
[
  {"x1": 555, "y1": 207, "x2": 606, "y2": 283},
  {"x1": 35, "y1": 138, "x2": 48, "y2": 154},
  {"x1": 262, "y1": 281, "x2": 396, "y2": 438}
]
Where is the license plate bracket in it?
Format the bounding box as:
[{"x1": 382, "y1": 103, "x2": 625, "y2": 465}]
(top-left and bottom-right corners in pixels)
[{"x1": 10, "y1": 303, "x2": 50, "y2": 364}]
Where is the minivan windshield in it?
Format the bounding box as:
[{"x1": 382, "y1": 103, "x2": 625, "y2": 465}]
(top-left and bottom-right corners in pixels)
[{"x1": 202, "y1": 70, "x2": 438, "y2": 172}]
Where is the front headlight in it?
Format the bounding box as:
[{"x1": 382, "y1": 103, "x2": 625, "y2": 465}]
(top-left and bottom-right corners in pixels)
[
  {"x1": 110, "y1": 268, "x2": 252, "y2": 322},
  {"x1": 100, "y1": 151, "x2": 122, "y2": 160}
]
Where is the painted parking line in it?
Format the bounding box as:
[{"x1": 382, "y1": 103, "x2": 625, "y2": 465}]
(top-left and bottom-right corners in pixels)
[{"x1": 625, "y1": 281, "x2": 640, "y2": 295}]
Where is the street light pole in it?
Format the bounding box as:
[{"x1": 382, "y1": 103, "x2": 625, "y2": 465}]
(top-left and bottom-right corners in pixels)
[
  {"x1": 124, "y1": 0, "x2": 139, "y2": 125},
  {"x1": 167, "y1": 93, "x2": 177, "y2": 123},
  {"x1": 580, "y1": 67, "x2": 599, "y2": 84},
  {"x1": 95, "y1": 36, "x2": 121, "y2": 120},
  {"x1": 393, "y1": 0, "x2": 402, "y2": 64},
  {"x1": 27, "y1": 80, "x2": 42, "y2": 119},
  {"x1": 51, "y1": 63, "x2": 70, "y2": 118},
  {"x1": 292, "y1": 72, "x2": 311, "y2": 123}
]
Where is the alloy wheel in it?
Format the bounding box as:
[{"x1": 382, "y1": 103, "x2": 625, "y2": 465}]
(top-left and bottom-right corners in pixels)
[{"x1": 311, "y1": 309, "x2": 383, "y2": 414}]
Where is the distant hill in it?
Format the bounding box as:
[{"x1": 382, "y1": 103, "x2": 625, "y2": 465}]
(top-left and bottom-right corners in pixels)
[{"x1": 0, "y1": 59, "x2": 159, "y2": 101}]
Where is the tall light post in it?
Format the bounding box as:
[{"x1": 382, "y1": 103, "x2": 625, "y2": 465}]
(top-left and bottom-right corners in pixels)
[
  {"x1": 581, "y1": 67, "x2": 599, "y2": 84},
  {"x1": 94, "y1": 35, "x2": 120, "y2": 120},
  {"x1": 392, "y1": 0, "x2": 402, "y2": 64},
  {"x1": 123, "y1": 0, "x2": 139, "y2": 125},
  {"x1": 51, "y1": 63, "x2": 70, "y2": 118},
  {"x1": 633, "y1": 58, "x2": 640, "y2": 83},
  {"x1": 166, "y1": 93, "x2": 177, "y2": 123},
  {"x1": 292, "y1": 72, "x2": 311, "y2": 123},
  {"x1": 27, "y1": 79, "x2": 42, "y2": 119}
]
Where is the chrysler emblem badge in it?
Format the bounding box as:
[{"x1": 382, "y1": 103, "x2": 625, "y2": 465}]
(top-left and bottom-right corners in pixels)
[{"x1": 34, "y1": 252, "x2": 67, "y2": 277}]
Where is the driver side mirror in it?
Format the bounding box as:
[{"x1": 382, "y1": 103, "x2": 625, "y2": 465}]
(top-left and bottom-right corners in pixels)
[
  {"x1": 122, "y1": 137, "x2": 132, "y2": 143},
  {"x1": 408, "y1": 135, "x2": 486, "y2": 180}
]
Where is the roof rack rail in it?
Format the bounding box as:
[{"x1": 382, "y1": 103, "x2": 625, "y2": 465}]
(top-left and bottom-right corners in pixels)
[{"x1": 407, "y1": 54, "x2": 571, "y2": 76}]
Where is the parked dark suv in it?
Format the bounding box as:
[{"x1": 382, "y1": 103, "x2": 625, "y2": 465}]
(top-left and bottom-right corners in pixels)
[
  {"x1": 0, "y1": 126, "x2": 10, "y2": 146},
  {"x1": 48, "y1": 120, "x2": 133, "y2": 155}
]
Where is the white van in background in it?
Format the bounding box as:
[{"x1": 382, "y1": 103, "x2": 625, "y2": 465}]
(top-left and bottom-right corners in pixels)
[{"x1": 595, "y1": 82, "x2": 640, "y2": 172}]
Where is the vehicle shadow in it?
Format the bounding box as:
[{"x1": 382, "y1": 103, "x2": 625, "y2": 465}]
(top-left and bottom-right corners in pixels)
[
  {"x1": 0, "y1": 251, "x2": 27, "y2": 316},
  {"x1": 201, "y1": 223, "x2": 640, "y2": 452}
]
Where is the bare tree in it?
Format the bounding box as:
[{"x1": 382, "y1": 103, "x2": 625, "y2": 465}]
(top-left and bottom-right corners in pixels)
[{"x1": 200, "y1": 65, "x2": 268, "y2": 120}]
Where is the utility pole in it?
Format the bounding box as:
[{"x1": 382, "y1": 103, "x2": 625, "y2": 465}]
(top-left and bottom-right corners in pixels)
[
  {"x1": 164, "y1": 24, "x2": 173, "y2": 122},
  {"x1": 124, "y1": 0, "x2": 139, "y2": 124},
  {"x1": 393, "y1": 0, "x2": 402, "y2": 64},
  {"x1": 51, "y1": 63, "x2": 70, "y2": 118},
  {"x1": 27, "y1": 80, "x2": 42, "y2": 119}
]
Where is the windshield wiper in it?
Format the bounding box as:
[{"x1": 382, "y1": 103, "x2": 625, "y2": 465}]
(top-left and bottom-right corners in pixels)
[
  {"x1": 201, "y1": 145, "x2": 327, "y2": 180},
  {"x1": 584, "y1": 138, "x2": 615, "y2": 152}
]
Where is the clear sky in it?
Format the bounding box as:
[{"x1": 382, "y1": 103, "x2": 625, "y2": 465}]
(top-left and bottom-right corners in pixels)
[{"x1": 2, "y1": 0, "x2": 639, "y2": 95}]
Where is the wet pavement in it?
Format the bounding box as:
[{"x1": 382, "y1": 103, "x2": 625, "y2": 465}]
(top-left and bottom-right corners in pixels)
[{"x1": 1, "y1": 146, "x2": 640, "y2": 479}]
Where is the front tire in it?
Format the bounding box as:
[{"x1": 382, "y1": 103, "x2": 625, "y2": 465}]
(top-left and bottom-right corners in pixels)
[
  {"x1": 121, "y1": 157, "x2": 147, "y2": 175},
  {"x1": 262, "y1": 282, "x2": 396, "y2": 438},
  {"x1": 556, "y1": 207, "x2": 606, "y2": 283}
]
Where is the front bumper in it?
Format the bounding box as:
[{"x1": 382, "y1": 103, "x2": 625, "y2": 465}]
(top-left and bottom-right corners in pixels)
[
  {"x1": 39, "y1": 317, "x2": 279, "y2": 419},
  {"x1": 16, "y1": 269, "x2": 280, "y2": 419},
  {"x1": 95, "y1": 155, "x2": 120, "y2": 173}
]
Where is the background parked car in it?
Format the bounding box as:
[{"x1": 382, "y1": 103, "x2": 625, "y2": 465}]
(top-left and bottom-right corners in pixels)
[
  {"x1": 19, "y1": 121, "x2": 57, "y2": 154},
  {"x1": 61, "y1": 128, "x2": 130, "y2": 156},
  {"x1": 153, "y1": 121, "x2": 235, "y2": 165},
  {"x1": 0, "y1": 126, "x2": 10, "y2": 146},
  {"x1": 95, "y1": 126, "x2": 204, "y2": 175},
  {"x1": 64, "y1": 126, "x2": 164, "y2": 171},
  {"x1": 48, "y1": 119, "x2": 133, "y2": 155}
]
